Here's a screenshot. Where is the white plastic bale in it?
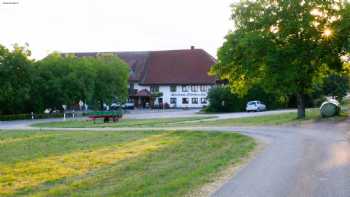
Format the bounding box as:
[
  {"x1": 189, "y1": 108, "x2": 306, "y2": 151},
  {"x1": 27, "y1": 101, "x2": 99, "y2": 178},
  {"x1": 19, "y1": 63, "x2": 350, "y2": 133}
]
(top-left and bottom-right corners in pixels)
[{"x1": 320, "y1": 99, "x2": 340, "y2": 118}]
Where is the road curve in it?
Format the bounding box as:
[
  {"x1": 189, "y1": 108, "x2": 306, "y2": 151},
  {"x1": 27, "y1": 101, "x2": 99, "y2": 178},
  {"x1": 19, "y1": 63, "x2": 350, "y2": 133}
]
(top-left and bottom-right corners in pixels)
[{"x1": 212, "y1": 121, "x2": 350, "y2": 197}]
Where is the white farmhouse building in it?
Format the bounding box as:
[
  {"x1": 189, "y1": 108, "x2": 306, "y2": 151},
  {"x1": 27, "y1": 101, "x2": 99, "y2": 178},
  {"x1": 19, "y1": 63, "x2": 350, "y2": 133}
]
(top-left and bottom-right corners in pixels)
[{"x1": 73, "y1": 47, "x2": 217, "y2": 108}]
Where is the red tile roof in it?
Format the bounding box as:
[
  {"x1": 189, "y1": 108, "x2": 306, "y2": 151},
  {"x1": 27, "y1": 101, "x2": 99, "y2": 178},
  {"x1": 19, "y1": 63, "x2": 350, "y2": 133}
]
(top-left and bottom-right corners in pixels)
[
  {"x1": 68, "y1": 48, "x2": 216, "y2": 85},
  {"x1": 141, "y1": 49, "x2": 216, "y2": 85}
]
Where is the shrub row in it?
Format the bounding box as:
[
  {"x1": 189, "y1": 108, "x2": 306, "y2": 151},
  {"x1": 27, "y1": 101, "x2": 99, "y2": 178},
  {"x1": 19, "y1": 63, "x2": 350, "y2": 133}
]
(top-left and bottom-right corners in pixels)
[
  {"x1": 205, "y1": 86, "x2": 288, "y2": 113},
  {"x1": 0, "y1": 113, "x2": 64, "y2": 121}
]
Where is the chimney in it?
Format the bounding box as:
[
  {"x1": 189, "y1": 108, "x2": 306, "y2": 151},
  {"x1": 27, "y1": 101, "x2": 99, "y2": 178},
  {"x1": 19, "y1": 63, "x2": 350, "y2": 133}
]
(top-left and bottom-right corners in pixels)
[{"x1": 190, "y1": 46, "x2": 195, "y2": 50}]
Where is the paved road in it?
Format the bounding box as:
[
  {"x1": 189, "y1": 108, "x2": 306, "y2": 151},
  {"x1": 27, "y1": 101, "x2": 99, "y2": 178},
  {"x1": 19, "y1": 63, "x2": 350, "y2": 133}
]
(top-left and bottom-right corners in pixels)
[
  {"x1": 124, "y1": 108, "x2": 295, "y2": 119},
  {"x1": 0, "y1": 118, "x2": 67, "y2": 129},
  {"x1": 212, "y1": 121, "x2": 350, "y2": 197}
]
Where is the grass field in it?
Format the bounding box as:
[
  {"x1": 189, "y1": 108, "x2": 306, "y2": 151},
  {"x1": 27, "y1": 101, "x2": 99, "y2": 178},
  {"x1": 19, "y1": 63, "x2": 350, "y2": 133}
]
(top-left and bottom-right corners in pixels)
[
  {"x1": 0, "y1": 130, "x2": 255, "y2": 197},
  {"x1": 177, "y1": 108, "x2": 348, "y2": 127},
  {"x1": 32, "y1": 116, "x2": 215, "y2": 128},
  {"x1": 33, "y1": 108, "x2": 347, "y2": 129},
  {"x1": 177, "y1": 108, "x2": 321, "y2": 127}
]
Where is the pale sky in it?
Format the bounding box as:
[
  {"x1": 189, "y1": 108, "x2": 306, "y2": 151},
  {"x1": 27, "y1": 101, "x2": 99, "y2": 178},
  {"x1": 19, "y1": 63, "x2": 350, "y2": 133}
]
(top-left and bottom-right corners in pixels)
[{"x1": 0, "y1": 0, "x2": 235, "y2": 60}]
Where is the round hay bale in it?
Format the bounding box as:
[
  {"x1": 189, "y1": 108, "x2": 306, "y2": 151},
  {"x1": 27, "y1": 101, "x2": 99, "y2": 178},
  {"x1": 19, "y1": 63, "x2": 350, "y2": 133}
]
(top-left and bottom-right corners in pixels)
[{"x1": 320, "y1": 99, "x2": 340, "y2": 118}]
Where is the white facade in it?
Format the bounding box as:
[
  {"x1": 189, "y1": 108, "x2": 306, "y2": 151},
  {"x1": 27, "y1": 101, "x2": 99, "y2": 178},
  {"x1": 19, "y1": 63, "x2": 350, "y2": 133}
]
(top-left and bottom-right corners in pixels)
[{"x1": 130, "y1": 83, "x2": 212, "y2": 108}]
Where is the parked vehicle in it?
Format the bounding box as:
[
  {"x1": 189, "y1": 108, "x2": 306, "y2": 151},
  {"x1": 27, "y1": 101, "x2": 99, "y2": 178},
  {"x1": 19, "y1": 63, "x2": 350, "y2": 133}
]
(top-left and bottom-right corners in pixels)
[
  {"x1": 123, "y1": 102, "x2": 135, "y2": 110},
  {"x1": 111, "y1": 102, "x2": 135, "y2": 110},
  {"x1": 246, "y1": 100, "x2": 266, "y2": 112},
  {"x1": 110, "y1": 103, "x2": 121, "y2": 110}
]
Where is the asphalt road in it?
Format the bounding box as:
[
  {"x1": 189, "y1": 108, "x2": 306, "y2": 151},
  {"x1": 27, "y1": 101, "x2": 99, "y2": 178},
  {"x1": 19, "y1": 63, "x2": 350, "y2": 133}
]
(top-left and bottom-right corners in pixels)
[
  {"x1": 124, "y1": 108, "x2": 295, "y2": 119},
  {"x1": 212, "y1": 121, "x2": 350, "y2": 197}
]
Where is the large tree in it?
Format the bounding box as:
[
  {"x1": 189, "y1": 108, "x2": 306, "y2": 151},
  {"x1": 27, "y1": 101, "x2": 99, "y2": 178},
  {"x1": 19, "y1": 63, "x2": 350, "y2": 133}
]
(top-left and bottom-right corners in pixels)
[
  {"x1": 31, "y1": 53, "x2": 91, "y2": 112},
  {"x1": 212, "y1": 0, "x2": 350, "y2": 118},
  {"x1": 0, "y1": 44, "x2": 33, "y2": 114},
  {"x1": 32, "y1": 53, "x2": 129, "y2": 112},
  {"x1": 92, "y1": 54, "x2": 129, "y2": 110},
  {"x1": 322, "y1": 73, "x2": 349, "y2": 101}
]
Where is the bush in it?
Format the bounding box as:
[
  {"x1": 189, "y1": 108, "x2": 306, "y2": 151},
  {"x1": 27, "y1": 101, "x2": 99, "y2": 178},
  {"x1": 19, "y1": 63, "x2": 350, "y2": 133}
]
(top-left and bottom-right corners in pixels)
[
  {"x1": 0, "y1": 113, "x2": 63, "y2": 121},
  {"x1": 206, "y1": 86, "x2": 244, "y2": 112},
  {"x1": 206, "y1": 86, "x2": 287, "y2": 113}
]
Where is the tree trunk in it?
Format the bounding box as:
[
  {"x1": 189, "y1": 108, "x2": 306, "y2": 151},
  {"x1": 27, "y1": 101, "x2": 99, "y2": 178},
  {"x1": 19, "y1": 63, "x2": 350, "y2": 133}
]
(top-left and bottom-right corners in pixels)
[
  {"x1": 100, "y1": 100, "x2": 104, "y2": 111},
  {"x1": 296, "y1": 93, "x2": 306, "y2": 119}
]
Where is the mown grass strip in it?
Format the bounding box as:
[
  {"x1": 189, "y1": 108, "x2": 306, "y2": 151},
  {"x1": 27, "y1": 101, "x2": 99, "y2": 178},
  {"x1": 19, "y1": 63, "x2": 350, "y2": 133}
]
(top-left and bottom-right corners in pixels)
[
  {"x1": 0, "y1": 134, "x2": 62, "y2": 145},
  {"x1": 176, "y1": 108, "x2": 349, "y2": 127},
  {"x1": 31, "y1": 116, "x2": 215, "y2": 128},
  {"x1": 0, "y1": 130, "x2": 256, "y2": 197},
  {"x1": 0, "y1": 133, "x2": 180, "y2": 195}
]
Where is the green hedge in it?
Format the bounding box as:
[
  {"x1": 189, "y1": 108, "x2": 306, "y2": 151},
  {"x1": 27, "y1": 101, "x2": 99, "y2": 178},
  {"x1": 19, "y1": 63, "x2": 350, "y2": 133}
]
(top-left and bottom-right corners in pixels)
[
  {"x1": 206, "y1": 86, "x2": 287, "y2": 113},
  {"x1": 86, "y1": 110, "x2": 123, "y2": 117},
  {"x1": 0, "y1": 113, "x2": 64, "y2": 121}
]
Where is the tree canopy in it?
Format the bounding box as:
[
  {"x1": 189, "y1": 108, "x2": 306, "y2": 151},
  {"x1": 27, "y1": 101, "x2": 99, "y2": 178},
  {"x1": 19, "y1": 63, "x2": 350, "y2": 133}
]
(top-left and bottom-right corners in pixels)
[
  {"x1": 0, "y1": 44, "x2": 33, "y2": 114},
  {"x1": 212, "y1": 0, "x2": 350, "y2": 118},
  {"x1": 32, "y1": 53, "x2": 129, "y2": 112},
  {"x1": 31, "y1": 53, "x2": 97, "y2": 112},
  {"x1": 321, "y1": 72, "x2": 349, "y2": 101},
  {"x1": 0, "y1": 44, "x2": 130, "y2": 115},
  {"x1": 92, "y1": 54, "x2": 129, "y2": 109}
]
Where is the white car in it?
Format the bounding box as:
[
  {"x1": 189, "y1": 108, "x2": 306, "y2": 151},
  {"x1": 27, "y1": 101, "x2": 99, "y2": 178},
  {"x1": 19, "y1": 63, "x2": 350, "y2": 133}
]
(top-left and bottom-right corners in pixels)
[
  {"x1": 246, "y1": 100, "x2": 266, "y2": 112},
  {"x1": 124, "y1": 102, "x2": 135, "y2": 110}
]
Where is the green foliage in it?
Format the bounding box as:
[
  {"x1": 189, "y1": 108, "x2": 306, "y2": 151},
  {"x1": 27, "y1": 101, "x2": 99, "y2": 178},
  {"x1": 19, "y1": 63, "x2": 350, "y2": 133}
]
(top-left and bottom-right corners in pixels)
[
  {"x1": 151, "y1": 92, "x2": 163, "y2": 98},
  {"x1": 0, "y1": 44, "x2": 129, "y2": 115},
  {"x1": 31, "y1": 53, "x2": 98, "y2": 112},
  {"x1": 92, "y1": 54, "x2": 129, "y2": 109},
  {"x1": 31, "y1": 53, "x2": 129, "y2": 112},
  {"x1": 0, "y1": 44, "x2": 33, "y2": 114},
  {"x1": 206, "y1": 86, "x2": 243, "y2": 112},
  {"x1": 206, "y1": 86, "x2": 286, "y2": 112},
  {"x1": 0, "y1": 113, "x2": 63, "y2": 121},
  {"x1": 321, "y1": 73, "x2": 350, "y2": 101},
  {"x1": 212, "y1": 0, "x2": 350, "y2": 118}
]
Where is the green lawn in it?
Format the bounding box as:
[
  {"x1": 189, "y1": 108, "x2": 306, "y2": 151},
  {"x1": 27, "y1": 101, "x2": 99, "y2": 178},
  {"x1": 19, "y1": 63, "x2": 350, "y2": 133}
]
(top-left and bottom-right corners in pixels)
[
  {"x1": 31, "y1": 116, "x2": 215, "y2": 128},
  {"x1": 0, "y1": 130, "x2": 255, "y2": 197},
  {"x1": 32, "y1": 107, "x2": 348, "y2": 129},
  {"x1": 32, "y1": 100, "x2": 350, "y2": 129},
  {"x1": 182, "y1": 108, "x2": 349, "y2": 127}
]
